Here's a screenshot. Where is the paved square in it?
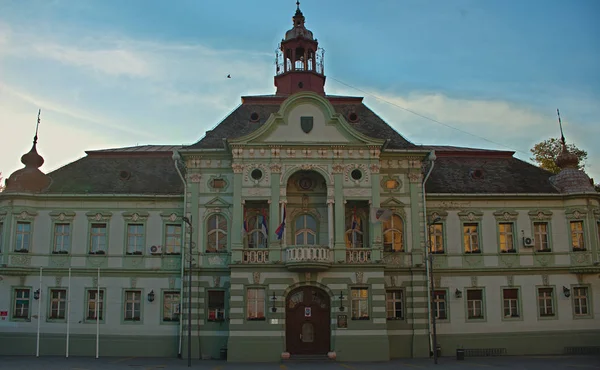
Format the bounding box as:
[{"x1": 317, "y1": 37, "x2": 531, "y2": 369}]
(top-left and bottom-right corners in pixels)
[{"x1": 0, "y1": 355, "x2": 599, "y2": 370}]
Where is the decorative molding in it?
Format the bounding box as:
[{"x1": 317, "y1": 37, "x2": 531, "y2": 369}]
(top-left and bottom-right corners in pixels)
[
  {"x1": 304, "y1": 272, "x2": 311, "y2": 282},
  {"x1": 493, "y1": 210, "x2": 519, "y2": 221},
  {"x1": 186, "y1": 156, "x2": 202, "y2": 168},
  {"x1": 436, "y1": 201, "x2": 472, "y2": 210},
  {"x1": 541, "y1": 274, "x2": 549, "y2": 286},
  {"x1": 85, "y1": 211, "x2": 113, "y2": 222},
  {"x1": 344, "y1": 164, "x2": 370, "y2": 184},
  {"x1": 207, "y1": 255, "x2": 227, "y2": 266},
  {"x1": 428, "y1": 210, "x2": 449, "y2": 221},
  {"x1": 253, "y1": 272, "x2": 261, "y2": 285},
  {"x1": 576, "y1": 273, "x2": 584, "y2": 284},
  {"x1": 499, "y1": 254, "x2": 518, "y2": 268},
  {"x1": 160, "y1": 211, "x2": 182, "y2": 223},
  {"x1": 407, "y1": 157, "x2": 423, "y2": 168},
  {"x1": 506, "y1": 275, "x2": 514, "y2": 287},
  {"x1": 470, "y1": 276, "x2": 478, "y2": 287},
  {"x1": 93, "y1": 276, "x2": 98, "y2": 288},
  {"x1": 213, "y1": 275, "x2": 221, "y2": 288},
  {"x1": 332, "y1": 163, "x2": 345, "y2": 174},
  {"x1": 355, "y1": 271, "x2": 364, "y2": 284},
  {"x1": 458, "y1": 210, "x2": 484, "y2": 222},
  {"x1": 380, "y1": 175, "x2": 403, "y2": 193},
  {"x1": 343, "y1": 188, "x2": 371, "y2": 198},
  {"x1": 528, "y1": 209, "x2": 553, "y2": 221},
  {"x1": 13, "y1": 209, "x2": 38, "y2": 221},
  {"x1": 232, "y1": 163, "x2": 245, "y2": 174},
  {"x1": 130, "y1": 277, "x2": 138, "y2": 288},
  {"x1": 369, "y1": 164, "x2": 380, "y2": 174},
  {"x1": 244, "y1": 163, "x2": 270, "y2": 184},
  {"x1": 169, "y1": 277, "x2": 176, "y2": 289},
  {"x1": 49, "y1": 211, "x2": 76, "y2": 222},
  {"x1": 10, "y1": 254, "x2": 31, "y2": 266},
  {"x1": 55, "y1": 276, "x2": 63, "y2": 287},
  {"x1": 189, "y1": 173, "x2": 202, "y2": 183},
  {"x1": 122, "y1": 211, "x2": 149, "y2": 222},
  {"x1": 434, "y1": 275, "x2": 441, "y2": 288},
  {"x1": 407, "y1": 172, "x2": 422, "y2": 183},
  {"x1": 565, "y1": 208, "x2": 587, "y2": 220},
  {"x1": 0, "y1": 210, "x2": 6, "y2": 222},
  {"x1": 270, "y1": 163, "x2": 282, "y2": 173}
]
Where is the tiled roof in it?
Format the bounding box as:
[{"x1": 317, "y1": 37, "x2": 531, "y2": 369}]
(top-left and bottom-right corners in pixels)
[
  {"x1": 86, "y1": 145, "x2": 182, "y2": 154},
  {"x1": 184, "y1": 99, "x2": 416, "y2": 150}
]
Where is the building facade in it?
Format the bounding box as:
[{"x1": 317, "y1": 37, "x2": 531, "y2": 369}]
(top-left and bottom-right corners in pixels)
[{"x1": 1, "y1": 4, "x2": 599, "y2": 362}]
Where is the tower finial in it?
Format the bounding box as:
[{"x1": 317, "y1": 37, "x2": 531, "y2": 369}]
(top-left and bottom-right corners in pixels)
[
  {"x1": 557, "y1": 108, "x2": 565, "y2": 145},
  {"x1": 34, "y1": 109, "x2": 41, "y2": 144},
  {"x1": 296, "y1": 0, "x2": 300, "y2": 10}
]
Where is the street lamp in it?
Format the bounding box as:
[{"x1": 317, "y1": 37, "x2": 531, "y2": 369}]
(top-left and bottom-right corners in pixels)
[
  {"x1": 428, "y1": 216, "x2": 442, "y2": 364},
  {"x1": 182, "y1": 216, "x2": 193, "y2": 368}
]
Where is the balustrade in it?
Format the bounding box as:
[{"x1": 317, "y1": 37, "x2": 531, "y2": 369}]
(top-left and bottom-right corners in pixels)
[{"x1": 242, "y1": 249, "x2": 269, "y2": 264}]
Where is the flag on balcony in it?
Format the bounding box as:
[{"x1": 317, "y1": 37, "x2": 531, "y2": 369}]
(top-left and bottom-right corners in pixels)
[
  {"x1": 261, "y1": 209, "x2": 268, "y2": 236},
  {"x1": 370, "y1": 207, "x2": 392, "y2": 223},
  {"x1": 276, "y1": 205, "x2": 286, "y2": 240},
  {"x1": 351, "y1": 207, "x2": 359, "y2": 230}
]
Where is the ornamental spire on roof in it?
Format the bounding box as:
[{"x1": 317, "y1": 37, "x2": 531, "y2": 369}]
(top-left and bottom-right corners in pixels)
[{"x1": 554, "y1": 109, "x2": 579, "y2": 170}]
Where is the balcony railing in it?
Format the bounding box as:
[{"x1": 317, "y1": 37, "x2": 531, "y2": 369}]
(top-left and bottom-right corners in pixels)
[
  {"x1": 346, "y1": 248, "x2": 372, "y2": 264},
  {"x1": 284, "y1": 245, "x2": 332, "y2": 271},
  {"x1": 242, "y1": 249, "x2": 269, "y2": 264}
]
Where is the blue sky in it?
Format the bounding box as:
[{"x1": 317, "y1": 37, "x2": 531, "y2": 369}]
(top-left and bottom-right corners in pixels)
[{"x1": 1, "y1": 0, "x2": 599, "y2": 182}]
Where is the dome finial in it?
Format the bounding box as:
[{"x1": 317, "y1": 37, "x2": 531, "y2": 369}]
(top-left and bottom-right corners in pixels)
[
  {"x1": 554, "y1": 109, "x2": 579, "y2": 169},
  {"x1": 296, "y1": 0, "x2": 300, "y2": 10}
]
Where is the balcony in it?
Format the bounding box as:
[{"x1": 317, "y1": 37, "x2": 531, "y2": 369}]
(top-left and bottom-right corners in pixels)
[
  {"x1": 242, "y1": 249, "x2": 269, "y2": 264},
  {"x1": 284, "y1": 245, "x2": 333, "y2": 271},
  {"x1": 346, "y1": 248, "x2": 372, "y2": 264}
]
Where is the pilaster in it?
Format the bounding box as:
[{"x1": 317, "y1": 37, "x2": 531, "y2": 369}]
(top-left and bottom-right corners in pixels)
[
  {"x1": 231, "y1": 164, "x2": 244, "y2": 262},
  {"x1": 370, "y1": 164, "x2": 382, "y2": 261},
  {"x1": 333, "y1": 171, "x2": 345, "y2": 262},
  {"x1": 269, "y1": 166, "x2": 281, "y2": 261},
  {"x1": 409, "y1": 173, "x2": 424, "y2": 267}
]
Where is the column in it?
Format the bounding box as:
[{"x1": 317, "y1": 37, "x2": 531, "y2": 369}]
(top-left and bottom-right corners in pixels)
[
  {"x1": 327, "y1": 200, "x2": 334, "y2": 249},
  {"x1": 333, "y1": 172, "x2": 346, "y2": 262},
  {"x1": 231, "y1": 163, "x2": 244, "y2": 263},
  {"x1": 269, "y1": 167, "x2": 281, "y2": 262},
  {"x1": 370, "y1": 164, "x2": 382, "y2": 261}
]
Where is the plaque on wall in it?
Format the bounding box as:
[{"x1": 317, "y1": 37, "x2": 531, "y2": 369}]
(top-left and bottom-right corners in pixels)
[{"x1": 337, "y1": 314, "x2": 348, "y2": 329}]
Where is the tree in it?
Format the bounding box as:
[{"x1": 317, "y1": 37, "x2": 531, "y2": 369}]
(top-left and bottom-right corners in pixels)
[
  {"x1": 530, "y1": 137, "x2": 587, "y2": 175},
  {"x1": 0, "y1": 172, "x2": 4, "y2": 192}
]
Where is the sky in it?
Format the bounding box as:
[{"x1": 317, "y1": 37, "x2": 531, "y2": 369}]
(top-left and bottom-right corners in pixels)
[{"x1": 1, "y1": 0, "x2": 599, "y2": 183}]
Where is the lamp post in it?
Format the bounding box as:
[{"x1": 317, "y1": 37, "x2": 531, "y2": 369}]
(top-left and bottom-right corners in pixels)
[
  {"x1": 182, "y1": 216, "x2": 193, "y2": 368},
  {"x1": 428, "y1": 216, "x2": 441, "y2": 365}
]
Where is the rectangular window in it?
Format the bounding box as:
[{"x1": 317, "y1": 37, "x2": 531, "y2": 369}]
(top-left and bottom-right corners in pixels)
[
  {"x1": 433, "y1": 290, "x2": 447, "y2": 319},
  {"x1": 538, "y1": 287, "x2": 555, "y2": 317},
  {"x1": 126, "y1": 224, "x2": 144, "y2": 255},
  {"x1": 162, "y1": 291, "x2": 180, "y2": 322},
  {"x1": 502, "y1": 288, "x2": 520, "y2": 318},
  {"x1": 573, "y1": 287, "x2": 589, "y2": 316},
  {"x1": 467, "y1": 289, "x2": 484, "y2": 319},
  {"x1": 463, "y1": 223, "x2": 480, "y2": 253},
  {"x1": 53, "y1": 223, "x2": 70, "y2": 253},
  {"x1": 124, "y1": 290, "x2": 142, "y2": 321},
  {"x1": 385, "y1": 290, "x2": 403, "y2": 320},
  {"x1": 89, "y1": 223, "x2": 107, "y2": 254},
  {"x1": 570, "y1": 221, "x2": 585, "y2": 251},
  {"x1": 13, "y1": 288, "x2": 30, "y2": 319},
  {"x1": 246, "y1": 288, "x2": 265, "y2": 320},
  {"x1": 351, "y1": 288, "x2": 369, "y2": 320},
  {"x1": 498, "y1": 223, "x2": 515, "y2": 252},
  {"x1": 15, "y1": 221, "x2": 31, "y2": 252},
  {"x1": 429, "y1": 224, "x2": 444, "y2": 253},
  {"x1": 49, "y1": 289, "x2": 67, "y2": 319},
  {"x1": 165, "y1": 224, "x2": 182, "y2": 255},
  {"x1": 534, "y1": 222, "x2": 550, "y2": 251},
  {"x1": 208, "y1": 291, "x2": 225, "y2": 321},
  {"x1": 86, "y1": 289, "x2": 104, "y2": 321}
]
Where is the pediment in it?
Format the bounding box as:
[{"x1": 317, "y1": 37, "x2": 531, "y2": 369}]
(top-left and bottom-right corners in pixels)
[
  {"x1": 205, "y1": 196, "x2": 230, "y2": 208},
  {"x1": 228, "y1": 92, "x2": 385, "y2": 147},
  {"x1": 381, "y1": 198, "x2": 407, "y2": 208}
]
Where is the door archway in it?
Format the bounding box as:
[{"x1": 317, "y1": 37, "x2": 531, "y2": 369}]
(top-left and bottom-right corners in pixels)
[{"x1": 285, "y1": 286, "x2": 331, "y2": 355}]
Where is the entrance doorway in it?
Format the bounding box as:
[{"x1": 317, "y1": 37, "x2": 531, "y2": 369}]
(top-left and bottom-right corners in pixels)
[{"x1": 285, "y1": 286, "x2": 331, "y2": 355}]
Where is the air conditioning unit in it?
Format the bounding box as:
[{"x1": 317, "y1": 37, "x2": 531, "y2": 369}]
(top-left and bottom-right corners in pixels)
[
  {"x1": 522, "y1": 237, "x2": 534, "y2": 247},
  {"x1": 149, "y1": 245, "x2": 163, "y2": 255}
]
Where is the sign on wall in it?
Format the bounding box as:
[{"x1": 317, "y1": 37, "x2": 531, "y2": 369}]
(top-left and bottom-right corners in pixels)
[{"x1": 304, "y1": 307, "x2": 312, "y2": 317}]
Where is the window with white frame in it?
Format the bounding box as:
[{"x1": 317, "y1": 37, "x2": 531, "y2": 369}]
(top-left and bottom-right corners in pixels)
[
  {"x1": 208, "y1": 291, "x2": 225, "y2": 321},
  {"x1": 165, "y1": 224, "x2": 182, "y2": 254},
  {"x1": 207, "y1": 214, "x2": 227, "y2": 253},
  {"x1": 502, "y1": 288, "x2": 519, "y2": 318},
  {"x1": 498, "y1": 223, "x2": 515, "y2": 252},
  {"x1": 126, "y1": 224, "x2": 144, "y2": 255},
  {"x1": 86, "y1": 290, "x2": 104, "y2": 321},
  {"x1": 433, "y1": 290, "x2": 447, "y2": 319},
  {"x1": 537, "y1": 287, "x2": 555, "y2": 317},
  {"x1": 570, "y1": 221, "x2": 585, "y2": 251},
  {"x1": 385, "y1": 290, "x2": 403, "y2": 320},
  {"x1": 467, "y1": 289, "x2": 484, "y2": 319},
  {"x1": 573, "y1": 287, "x2": 589, "y2": 316},
  {"x1": 383, "y1": 214, "x2": 404, "y2": 252},
  {"x1": 49, "y1": 289, "x2": 67, "y2": 319},
  {"x1": 429, "y1": 223, "x2": 444, "y2": 253},
  {"x1": 162, "y1": 291, "x2": 180, "y2": 322},
  {"x1": 13, "y1": 288, "x2": 30, "y2": 319},
  {"x1": 294, "y1": 214, "x2": 317, "y2": 245},
  {"x1": 14, "y1": 221, "x2": 31, "y2": 252},
  {"x1": 351, "y1": 288, "x2": 369, "y2": 320},
  {"x1": 53, "y1": 223, "x2": 70, "y2": 254},
  {"x1": 246, "y1": 288, "x2": 265, "y2": 320},
  {"x1": 247, "y1": 210, "x2": 269, "y2": 248},
  {"x1": 89, "y1": 223, "x2": 107, "y2": 254},
  {"x1": 124, "y1": 290, "x2": 142, "y2": 321},
  {"x1": 463, "y1": 223, "x2": 480, "y2": 253},
  {"x1": 533, "y1": 222, "x2": 550, "y2": 251}
]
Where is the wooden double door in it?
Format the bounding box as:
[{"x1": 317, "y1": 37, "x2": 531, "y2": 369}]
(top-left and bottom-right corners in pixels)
[{"x1": 285, "y1": 286, "x2": 331, "y2": 355}]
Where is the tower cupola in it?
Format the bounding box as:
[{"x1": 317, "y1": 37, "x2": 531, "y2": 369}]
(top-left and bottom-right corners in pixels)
[{"x1": 274, "y1": 1, "x2": 326, "y2": 96}]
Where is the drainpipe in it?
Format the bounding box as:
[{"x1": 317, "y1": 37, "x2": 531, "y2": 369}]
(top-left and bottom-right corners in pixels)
[
  {"x1": 421, "y1": 150, "x2": 436, "y2": 358},
  {"x1": 173, "y1": 150, "x2": 187, "y2": 359}
]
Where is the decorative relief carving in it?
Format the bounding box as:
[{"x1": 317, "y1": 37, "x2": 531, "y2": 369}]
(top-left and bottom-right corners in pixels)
[
  {"x1": 369, "y1": 147, "x2": 381, "y2": 158},
  {"x1": 428, "y1": 210, "x2": 449, "y2": 221},
  {"x1": 253, "y1": 272, "x2": 261, "y2": 284},
  {"x1": 434, "y1": 276, "x2": 441, "y2": 288},
  {"x1": 493, "y1": 210, "x2": 519, "y2": 221},
  {"x1": 437, "y1": 201, "x2": 472, "y2": 210},
  {"x1": 10, "y1": 255, "x2": 32, "y2": 266},
  {"x1": 317, "y1": 148, "x2": 328, "y2": 158},
  {"x1": 55, "y1": 276, "x2": 62, "y2": 287},
  {"x1": 123, "y1": 211, "x2": 149, "y2": 222},
  {"x1": 232, "y1": 147, "x2": 243, "y2": 158},
  {"x1": 300, "y1": 163, "x2": 315, "y2": 171},
  {"x1": 50, "y1": 255, "x2": 69, "y2": 267},
  {"x1": 535, "y1": 254, "x2": 550, "y2": 267},
  {"x1": 407, "y1": 172, "x2": 421, "y2": 183},
  {"x1": 541, "y1": 274, "x2": 549, "y2": 286},
  {"x1": 528, "y1": 210, "x2": 553, "y2": 221},
  {"x1": 244, "y1": 188, "x2": 271, "y2": 197},
  {"x1": 343, "y1": 188, "x2": 371, "y2": 197},
  {"x1": 187, "y1": 156, "x2": 202, "y2": 168},
  {"x1": 130, "y1": 277, "x2": 137, "y2": 288},
  {"x1": 470, "y1": 276, "x2": 478, "y2": 287},
  {"x1": 49, "y1": 211, "x2": 76, "y2": 222},
  {"x1": 565, "y1": 208, "x2": 587, "y2": 220},
  {"x1": 86, "y1": 211, "x2": 112, "y2": 222},
  {"x1": 286, "y1": 148, "x2": 296, "y2": 157},
  {"x1": 244, "y1": 163, "x2": 269, "y2": 184},
  {"x1": 270, "y1": 146, "x2": 281, "y2": 158},
  {"x1": 270, "y1": 163, "x2": 282, "y2": 173},
  {"x1": 382, "y1": 253, "x2": 408, "y2": 266},
  {"x1": 499, "y1": 254, "x2": 518, "y2": 268},
  {"x1": 14, "y1": 209, "x2": 38, "y2": 221},
  {"x1": 344, "y1": 164, "x2": 370, "y2": 183},
  {"x1": 506, "y1": 275, "x2": 514, "y2": 287},
  {"x1": 304, "y1": 272, "x2": 311, "y2": 282},
  {"x1": 570, "y1": 251, "x2": 591, "y2": 265},
  {"x1": 169, "y1": 277, "x2": 176, "y2": 289},
  {"x1": 189, "y1": 173, "x2": 202, "y2": 183},
  {"x1": 301, "y1": 148, "x2": 312, "y2": 158},
  {"x1": 407, "y1": 157, "x2": 422, "y2": 168},
  {"x1": 213, "y1": 276, "x2": 221, "y2": 288},
  {"x1": 332, "y1": 147, "x2": 344, "y2": 158},
  {"x1": 232, "y1": 163, "x2": 245, "y2": 173},
  {"x1": 369, "y1": 164, "x2": 380, "y2": 174},
  {"x1": 332, "y1": 163, "x2": 345, "y2": 174},
  {"x1": 355, "y1": 271, "x2": 364, "y2": 284},
  {"x1": 458, "y1": 210, "x2": 484, "y2": 222}
]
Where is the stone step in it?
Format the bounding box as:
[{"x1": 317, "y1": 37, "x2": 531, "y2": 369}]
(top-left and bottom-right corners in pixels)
[{"x1": 285, "y1": 354, "x2": 333, "y2": 362}]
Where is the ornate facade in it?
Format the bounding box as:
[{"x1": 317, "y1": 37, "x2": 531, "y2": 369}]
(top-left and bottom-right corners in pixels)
[{"x1": 0, "y1": 3, "x2": 599, "y2": 362}]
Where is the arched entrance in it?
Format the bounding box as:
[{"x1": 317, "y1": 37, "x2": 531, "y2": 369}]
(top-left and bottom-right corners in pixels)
[{"x1": 286, "y1": 286, "x2": 331, "y2": 355}]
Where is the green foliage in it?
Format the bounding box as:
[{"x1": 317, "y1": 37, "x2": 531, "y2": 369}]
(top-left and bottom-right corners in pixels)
[{"x1": 530, "y1": 138, "x2": 587, "y2": 174}]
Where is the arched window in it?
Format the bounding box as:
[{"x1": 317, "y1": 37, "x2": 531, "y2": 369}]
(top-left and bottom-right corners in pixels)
[
  {"x1": 345, "y1": 212, "x2": 364, "y2": 248},
  {"x1": 383, "y1": 214, "x2": 404, "y2": 252},
  {"x1": 247, "y1": 213, "x2": 268, "y2": 249},
  {"x1": 207, "y1": 214, "x2": 227, "y2": 252},
  {"x1": 295, "y1": 214, "x2": 317, "y2": 245}
]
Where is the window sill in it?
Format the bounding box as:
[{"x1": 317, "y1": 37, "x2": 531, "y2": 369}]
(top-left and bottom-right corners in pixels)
[
  {"x1": 47, "y1": 317, "x2": 67, "y2": 323},
  {"x1": 429, "y1": 251, "x2": 445, "y2": 255},
  {"x1": 207, "y1": 318, "x2": 226, "y2": 323},
  {"x1": 500, "y1": 250, "x2": 517, "y2": 254},
  {"x1": 386, "y1": 317, "x2": 405, "y2": 321},
  {"x1": 126, "y1": 252, "x2": 143, "y2": 256},
  {"x1": 464, "y1": 251, "x2": 481, "y2": 254},
  {"x1": 247, "y1": 317, "x2": 266, "y2": 321},
  {"x1": 51, "y1": 251, "x2": 69, "y2": 255},
  {"x1": 538, "y1": 314, "x2": 557, "y2": 320},
  {"x1": 124, "y1": 318, "x2": 142, "y2": 323},
  {"x1": 351, "y1": 316, "x2": 370, "y2": 321},
  {"x1": 384, "y1": 250, "x2": 406, "y2": 253},
  {"x1": 205, "y1": 250, "x2": 228, "y2": 254},
  {"x1": 572, "y1": 248, "x2": 587, "y2": 252},
  {"x1": 88, "y1": 251, "x2": 106, "y2": 255},
  {"x1": 164, "y1": 252, "x2": 181, "y2": 256},
  {"x1": 467, "y1": 316, "x2": 485, "y2": 321},
  {"x1": 13, "y1": 250, "x2": 29, "y2": 254},
  {"x1": 573, "y1": 314, "x2": 592, "y2": 320},
  {"x1": 162, "y1": 318, "x2": 180, "y2": 324},
  {"x1": 11, "y1": 317, "x2": 31, "y2": 322},
  {"x1": 84, "y1": 318, "x2": 104, "y2": 323},
  {"x1": 502, "y1": 315, "x2": 521, "y2": 320}
]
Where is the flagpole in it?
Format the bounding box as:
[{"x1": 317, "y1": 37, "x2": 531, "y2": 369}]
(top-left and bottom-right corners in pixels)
[
  {"x1": 95, "y1": 268, "x2": 100, "y2": 359},
  {"x1": 36, "y1": 267, "x2": 42, "y2": 357},
  {"x1": 66, "y1": 267, "x2": 71, "y2": 358}
]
